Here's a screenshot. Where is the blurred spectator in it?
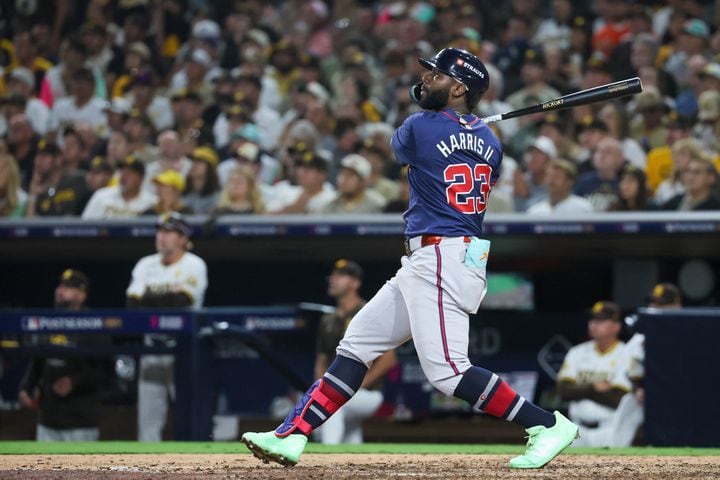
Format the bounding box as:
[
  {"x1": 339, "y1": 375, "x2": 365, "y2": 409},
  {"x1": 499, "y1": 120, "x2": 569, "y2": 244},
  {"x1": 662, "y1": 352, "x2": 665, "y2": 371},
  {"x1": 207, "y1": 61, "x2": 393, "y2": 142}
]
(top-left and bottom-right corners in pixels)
[
  {"x1": 126, "y1": 213, "x2": 208, "y2": 442},
  {"x1": 213, "y1": 166, "x2": 265, "y2": 215},
  {"x1": 170, "y1": 90, "x2": 214, "y2": 153},
  {"x1": 82, "y1": 24, "x2": 120, "y2": 82},
  {"x1": 26, "y1": 140, "x2": 88, "y2": 217},
  {"x1": 2, "y1": 67, "x2": 50, "y2": 135},
  {"x1": 60, "y1": 128, "x2": 88, "y2": 174},
  {"x1": 124, "y1": 111, "x2": 158, "y2": 163},
  {"x1": 537, "y1": 114, "x2": 583, "y2": 169},
  {"x1": 6, "y1": 30, "x2": 53, "y2": 92},
  {"x1": 18, "y1": 270, "x2": 109, "y2": 441},
  {"x1": 47, "y1": 68, "x2": 109, "y2": 144},
  {"x1": 478, "y1": 63, "x2": 519, "y2": 141},
  {"x1": 234, "y1": 73, "x2": 283, "y2": 152},
  {"x1": 40, "y1": 37, "x2": 91, "y2": 106},
  {"x1": 314, "y1": 259, "x2": 397, "y2": 444},
  {"x1": 82, "y1": 155, "x2": 156, "y2": 219},
  {"x1": 269, "y1": 152, "x2": 335, "y2": 214},
  {"x1": 5, "y1": 113, "x2": 38, "y2": 189},
  {"x1": 627, "y1": 33, "x2": 677, "y2": 97},
  {"x1": 532, "y1": 0, "x2": 573, "y2": 51},
  {"x1": 0, "y1": 153, "x2": 27, "y2": 217},
  {"x1": 169, "y1": 49, "x2": 216, "y2": 106},
  {"x1": 383, "y1": 166, "x2": 410, "y2": 213},
  {"x1": 557, "y1": 301, "x2": 638, "y2": 447},
  {"x1": 575, "y1": 137, "x2": 625, "y2": 212},
  {"x1": 609, "y1": 165, "x2": 649, "y2": 211},
  {"x1": 107, "y1": 130, "x2": 132, "y2": 171},
  {"x1": 527, "y1": 159, "x2": 593, "y2": 215},
  {"x1": 144, "y1": 130, "x2": 192, "y2": 193},
  {"x1": 104, "y1": 97, "x2": 132, "y2": 132},
  {"x1": 597, "y1": 101, "x2": 646, "y2": 170},
  {"x1": 653, "y1": 138, "x2": 706, "y2": 206},
  {"x1": 111, "y1": 43, "x2": 152, "y2": 99},
  {"x1": 82, "y1": 156, "x2": 113, "y2": 210},
  {"x1": 217, "y1": 127, "x2": 263, "y2": 185},
  {"x1": 645, "y1": 111, "x2": 694, "y2": 194},
  {"x1": 183, "y1": 146, "x2": 220, "y2": 214},
  {"x1": 661, "y1": 156, "x2": 720, "y2": 211},
  {"x1": 575, "y1": 116, "x2": 610, "y2": 173},
  {"x1": 323, "y1": 154, "x2": 385, "y2": 214},
  {"x1": 359, "y1": 138, "x2": 400, "y2": 204},
  {"x1": 664, "y1": 19, "x2": 710, "y2": 89},
  {"x1": 506, "y1": 47, "x2": 561, "y2": 113},
  {"x1": 693, "y1": 90, "x2": 720, "y2": 153},
  {"x1": 629, "y1": 86, "x2": 668, "y2": 152},
  {"x1": 144, "y1": 170, "x2": 193, "y2": 216},
  {"x1": 513, "y1": 136, "x2": 556, "y2": 212},
  {"x1": 127, "y1": 71, "x2": 174, "y2": 132}
]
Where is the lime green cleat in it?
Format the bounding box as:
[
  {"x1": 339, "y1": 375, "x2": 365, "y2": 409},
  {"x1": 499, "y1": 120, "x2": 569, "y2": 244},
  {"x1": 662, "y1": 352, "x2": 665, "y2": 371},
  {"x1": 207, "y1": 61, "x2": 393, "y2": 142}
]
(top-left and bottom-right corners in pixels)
[
  {"x1": 508, "y1": 411, "x2": 579, "y2": 469},
  {"x1": 241, "y1": 431, "x2": 308, "y2": 467}
]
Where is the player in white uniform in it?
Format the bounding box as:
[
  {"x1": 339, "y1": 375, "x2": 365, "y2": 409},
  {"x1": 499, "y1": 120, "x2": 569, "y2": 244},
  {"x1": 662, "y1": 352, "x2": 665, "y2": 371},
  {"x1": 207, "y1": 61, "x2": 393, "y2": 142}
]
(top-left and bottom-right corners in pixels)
[
  {"x1": 557, "y1": 301, "x2": 639, "y2": 447},
  {"x1": 126, "y1": 212, "x2": 207, "y2": 441}
]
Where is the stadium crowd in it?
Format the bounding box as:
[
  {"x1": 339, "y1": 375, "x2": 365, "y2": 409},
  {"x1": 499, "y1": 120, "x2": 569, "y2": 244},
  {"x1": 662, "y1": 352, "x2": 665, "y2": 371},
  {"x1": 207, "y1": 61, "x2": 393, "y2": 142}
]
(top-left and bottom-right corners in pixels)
[{"x1": 0, "y1": 0, "x2": 719, "y2": 219}]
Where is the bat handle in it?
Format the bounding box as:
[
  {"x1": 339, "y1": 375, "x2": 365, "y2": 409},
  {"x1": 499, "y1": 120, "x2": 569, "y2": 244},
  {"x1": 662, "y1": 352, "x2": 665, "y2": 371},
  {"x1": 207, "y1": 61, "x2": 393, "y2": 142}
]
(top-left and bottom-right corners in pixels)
[{"x1": 481, "y1": 114, "x2": 504, "y2": 124}]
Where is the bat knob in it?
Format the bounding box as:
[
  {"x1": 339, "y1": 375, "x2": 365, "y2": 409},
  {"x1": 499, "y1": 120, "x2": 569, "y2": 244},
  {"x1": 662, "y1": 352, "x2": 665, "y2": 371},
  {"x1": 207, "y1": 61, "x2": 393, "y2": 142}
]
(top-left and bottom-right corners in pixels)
[{"x1": 409, "y1": 82, "x2": 423, "y2": 105}]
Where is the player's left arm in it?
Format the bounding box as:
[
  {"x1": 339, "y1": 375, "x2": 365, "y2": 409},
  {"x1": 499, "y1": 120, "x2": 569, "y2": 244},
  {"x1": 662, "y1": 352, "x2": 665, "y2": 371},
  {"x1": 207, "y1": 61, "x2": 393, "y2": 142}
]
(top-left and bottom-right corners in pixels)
[{"x1": 361, "y1": 350, "x2": 398, "y2": 390}]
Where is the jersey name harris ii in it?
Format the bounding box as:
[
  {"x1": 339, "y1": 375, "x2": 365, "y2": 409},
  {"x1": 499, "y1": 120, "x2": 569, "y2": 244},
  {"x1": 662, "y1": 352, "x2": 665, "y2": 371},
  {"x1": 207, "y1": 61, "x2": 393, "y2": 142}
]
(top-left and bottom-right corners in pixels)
[{"x1": 391, "y1": 109, "x2": 503, "y2": 238}]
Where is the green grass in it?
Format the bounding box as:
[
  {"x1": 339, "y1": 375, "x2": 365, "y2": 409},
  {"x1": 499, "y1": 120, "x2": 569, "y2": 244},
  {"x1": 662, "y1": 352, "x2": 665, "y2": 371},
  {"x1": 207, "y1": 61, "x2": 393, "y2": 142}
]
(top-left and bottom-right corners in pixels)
[{"x1": 1, "y1": 441, "x2": 719, "y2": 456}]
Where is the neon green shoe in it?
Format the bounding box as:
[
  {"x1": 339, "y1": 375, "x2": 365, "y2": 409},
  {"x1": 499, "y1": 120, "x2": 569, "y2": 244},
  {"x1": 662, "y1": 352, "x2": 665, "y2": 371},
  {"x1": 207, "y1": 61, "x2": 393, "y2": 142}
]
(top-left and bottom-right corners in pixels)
[
  {"x1": 508, "y1": 411, "x2": 579, "y2": 469},
  {"x1": 241, "y1": 431, "x2": 308, "y2": 467}
]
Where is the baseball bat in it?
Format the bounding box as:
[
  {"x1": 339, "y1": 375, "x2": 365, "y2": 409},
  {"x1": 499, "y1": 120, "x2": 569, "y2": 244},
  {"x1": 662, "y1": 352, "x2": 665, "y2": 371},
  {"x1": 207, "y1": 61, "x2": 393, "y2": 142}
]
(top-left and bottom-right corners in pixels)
[{"x1": 482, "y1": 77, "x2": 643, "y2": 123}]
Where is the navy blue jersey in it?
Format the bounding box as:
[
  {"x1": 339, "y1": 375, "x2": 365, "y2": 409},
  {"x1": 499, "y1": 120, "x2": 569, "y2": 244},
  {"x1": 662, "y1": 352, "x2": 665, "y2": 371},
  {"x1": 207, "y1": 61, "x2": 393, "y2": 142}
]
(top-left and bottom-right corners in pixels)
[{"x1": 391, "y1": 109, "x2": 503, "y2": 238}]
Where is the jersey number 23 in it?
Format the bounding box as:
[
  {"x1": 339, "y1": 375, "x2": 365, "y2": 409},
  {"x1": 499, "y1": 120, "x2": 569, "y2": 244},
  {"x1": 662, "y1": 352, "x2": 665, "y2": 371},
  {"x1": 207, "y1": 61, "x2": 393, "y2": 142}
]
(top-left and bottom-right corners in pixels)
[{"x1": 444, "y1": 163, "x2": 492, "y2": 214}]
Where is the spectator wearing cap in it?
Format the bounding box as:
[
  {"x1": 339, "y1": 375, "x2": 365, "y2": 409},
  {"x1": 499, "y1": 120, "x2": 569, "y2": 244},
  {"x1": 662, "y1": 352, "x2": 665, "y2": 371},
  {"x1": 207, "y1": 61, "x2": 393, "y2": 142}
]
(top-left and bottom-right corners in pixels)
[
  {"x1": 268, "y1": 40, "x2": 302, "y2": 111},
  {"x1": 314, "y1": 259, "x2": 397, "y2": 444},
  {"x1": 170, "y1": 89, "x2": 214, "y2": 153},
  {"x1": 664, "y1": 18, "x2": 711, "y2": 88},
  {"x1": 323, "y1": 154, "x2": 385, "y2": 214},
  {"x1": 693, "y1": 90, "x2": 720, "y2": 154},
  {"x1": 82, "y1": 155, "x2": 113, "y2": 208},
  {"x1": 597, "y1": 101, "x2": 647, "y2": 171},
  {"x1": 104, "y1": 97, "x2": 132, "y2": 132},
  {"x1": 110, "y1": 42, "x2": 152, "y2": 99},
  {"x1": 60, "y1": 127, "x2": 89, "y2": 174},
  {"x1": 169, "y1": 49, "x2": 216, "y2": 107},
  {"x1": 143, "y1": 131, "x2": 192, "y2": 194},
  {"x1": 359, "y1": 139, "x2": 400, "y2": 204},
  {"x1": 0, "y1": 153, "x2": 28, "y2": 218},
  {"x1": 269, "y1": 151, "x2": 335, "y2": 214},
  {"x1": 213, "y1": 166, "x2": 265, "y2": 215},
  {"x1": 478, "y1": 63, "x2": 520, "y2": 141},
  {"x1": 609, "y1": 165, "x2": 650, "y2": 212},
  {"x1": 82, "y1": 24, "x2": 120, "y2": 81},
  {"x1": 40, "y1": 37, "x2": 103, "y2": 108},
  {"x1": 81, "y1": 155, "x2": 156, "y2": 218},
  {"x1": 183, "y1": 146, "x2": 220, "y2": 214},
  {"x1": 26, "y1": 140, "x2": 89, "y2": 217},
  {"x1": 513, "y1": 136, "x2": 557, "y2": 212},
  {"x1": 606, "y1": 7, "x2": 654, "y2": 82},
  {"x1": 7, "y1": 30, "x2": 53, "y2": 89},
  {"x1": 557, "y1": 301, "x2": 636, "y2": 447},
  {"x1": 217, "y1": 124, "x2": 264, "y2": 183},
  {"x1": 661, "y1": 155, "x2": 720, "y2": 211},
  {"x1": 653, "y1": 138, "x2": 707, "y2": 205},
  {"x1": 575, "y1": 137, "x2": 626, "y2": 212},
  {"x1": 124, "y1": 111, "x2": 158, "y2": 164},
  {"x1": 47, "y1": 67, "x2": 109, "y2": 144},
  {"x1": 127, "y1": 212, "x2": 208, "y2": 441},
  {"x1": 532, "y1": 0, "x2": 573, "y2": 51},
  {"x1": 233, "y1": 73, "x2": 282, "y2": 152},
  {"x1": 527, "y1": 159, "x2": 593, "y2": 215},
  {"x1": 644, "y1": 111, "x2": 694, "y2": 195},
  {"x1": 18, "y1": 269, "x2": 111, "y2": 442},
  {"x1": 6, "y1": 113, "x2": 39, "y2": 188},
  {"x1": 143, "y1": 170, "x2": 193, "y2": 216},
  {"x1": 213, "y1": 101, "x2": 254, "y2": 151},
  {"x1": 627, "y1": 33, "x2": 677, "y2": 98},
  {"x1": 127, "y1": 71, "x2": 174, "y2": 132},
  {"x1": 3, "y1": 67, "x2": 50, "y2": 135},
  {"x1": 575, "y1": 115, "x2": 610, "y2": 173},
  {"x1": 629, "y1": 86, "x2": 669, "y2": 153},
  {"x1": 505, "y1": 47, "x2": 561, "y2": 117}
]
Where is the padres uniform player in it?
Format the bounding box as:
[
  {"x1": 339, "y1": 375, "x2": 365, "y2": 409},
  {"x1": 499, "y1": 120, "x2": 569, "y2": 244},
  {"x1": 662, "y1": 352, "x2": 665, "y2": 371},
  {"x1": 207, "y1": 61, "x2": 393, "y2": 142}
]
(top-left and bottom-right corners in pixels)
[
  {"x1": 126, "y1": 212, "x2": 207, "y2": 441},
  {"x1": 243, "y1": 48, "x2": 578, "y2": 469},
  {"x1": 557, "y1": 301, "x2": 638, "y2": 447}
]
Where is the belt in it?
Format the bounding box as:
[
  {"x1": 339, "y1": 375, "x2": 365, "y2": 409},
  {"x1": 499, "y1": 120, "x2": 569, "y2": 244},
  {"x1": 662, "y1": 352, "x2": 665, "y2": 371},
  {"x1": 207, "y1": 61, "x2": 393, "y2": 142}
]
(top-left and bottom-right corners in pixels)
[{"x1": 404, "y1": 235, "x2": 471, "y2": 255}]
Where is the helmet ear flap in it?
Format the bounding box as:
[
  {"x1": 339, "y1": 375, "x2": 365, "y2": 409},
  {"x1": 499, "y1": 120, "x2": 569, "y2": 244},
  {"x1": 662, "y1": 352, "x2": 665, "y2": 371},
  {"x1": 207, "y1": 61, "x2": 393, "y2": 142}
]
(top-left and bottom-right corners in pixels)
[{"x1": 409, "y1": 82, "x2": 423, "y2": 104}]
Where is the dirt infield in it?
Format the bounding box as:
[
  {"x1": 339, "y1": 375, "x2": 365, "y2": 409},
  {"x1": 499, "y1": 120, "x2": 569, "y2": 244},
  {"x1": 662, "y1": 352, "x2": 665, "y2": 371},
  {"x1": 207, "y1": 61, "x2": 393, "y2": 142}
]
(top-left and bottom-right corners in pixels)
[{"x1": 2, "y1": 453, "x2": 719, "y2": 479}]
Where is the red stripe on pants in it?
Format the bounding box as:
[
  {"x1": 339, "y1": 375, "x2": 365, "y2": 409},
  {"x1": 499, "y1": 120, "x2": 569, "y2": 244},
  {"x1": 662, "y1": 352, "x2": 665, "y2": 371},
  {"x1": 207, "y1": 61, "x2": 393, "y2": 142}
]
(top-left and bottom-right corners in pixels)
[
  {"x1": 435, "y1": 245, "x2": 460, "y2": 375},
  {"x1": 483, "y1": 380, "x2": 517, "y2": 418}
]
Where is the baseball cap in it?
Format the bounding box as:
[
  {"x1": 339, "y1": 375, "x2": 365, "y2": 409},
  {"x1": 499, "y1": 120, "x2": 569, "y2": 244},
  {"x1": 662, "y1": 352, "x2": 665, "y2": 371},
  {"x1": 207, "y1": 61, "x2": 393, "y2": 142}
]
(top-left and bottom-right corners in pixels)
[
  {"x1": 550, "y1": 158, "x2": 577, "y2": 179},
  {"x1": 666, "y1": 110, "x2": 694, "y2": 129},
  {"x1": 682, "y1": 18, "x2": 710, "y2": 38},
  {"x1": 697, "y1": 90, "x2": 720, "y2": 122},
  {"x1": 127, "y1": 42, "x2": 151, "y2": 61},
  {"x1": 230, "y1": 123, "x2": 261, "y2": 144},
  {"x1": 589, "y1": 301, "x2": 621, "y2": 322},
  {"x1": 191, "y1": 146, "x2": 219, "y2": 167},
  {"x1": 89, "y1": 155, "x2": 113, "y2": 173},
  {"x1": 634, "y1": 86, "x2": 666, "y2": 112},
  {"x1": 698, "y1": 62, "x2": 720, "y2": 81},
  {"x1": 117, "y1": 155, "x2": 145, "y2": 175},
  {"x1": 192, "y1": 19, "x2": 221, "y2": 40},
  {"x1": 104, "y1": 97, "x2": 132, "y2": 115},
  {"x1": 59, "y1": 269, "x2": 90, "y2": 292},
  {"x1": 528, "y1": 136, "x2": 557, "y2": 159},
  {"x1": 332, "y1": 259, "x2": 363, "y2": 279},
  {"x1": 36, "y1": 139, "x2": 61, "y2": 155},
  {"x1": 153, "y1": 170, "x2": 186, "y2": 191},
  {"x1": 157, "y1": 211, "x2": 192, "y2": 236},
  {"x1": 646, "y1": 283, "x2": 681, "y2": 306},
  {"x1": 576, "y1": 114, "x2": 608, "y2": 133},
  {"x1": 295, "y1": 151, "x2": 327, "y2": 171},
  {"x1": 189, "y1": 49, "x2": 212, "y2": 67},
  {"x1": 236, "y1": 142, "x2": 260, "y2": 163},
  {"x1": 340, "y1": 154, "x2": 372, "y2": 180},
  {"x1": 171, "y1": 88, "x2": 202, "y2": 103},
  {"x1": 9, "y1": 67, "x2": 34, "y2": 89},
  {"x1": 246, "y1": 28, "x2": 270, "y2": 48},
  {"x1": 523, "y1": 47, "x2": 545, "y2": 66}
]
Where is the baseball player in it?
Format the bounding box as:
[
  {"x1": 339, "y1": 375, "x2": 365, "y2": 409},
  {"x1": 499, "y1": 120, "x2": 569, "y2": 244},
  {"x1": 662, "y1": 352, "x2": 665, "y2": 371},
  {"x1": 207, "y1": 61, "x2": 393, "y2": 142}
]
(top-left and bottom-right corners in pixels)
[
  {"x1": 242, "y1": 47, "x2": 578, "y2": 469},
  {"x1": 557, "y1": 301, "x2": 638, "y2": 447},
  {"x1": 126, "y1": 212, "x2": 207, "y2": 441}
]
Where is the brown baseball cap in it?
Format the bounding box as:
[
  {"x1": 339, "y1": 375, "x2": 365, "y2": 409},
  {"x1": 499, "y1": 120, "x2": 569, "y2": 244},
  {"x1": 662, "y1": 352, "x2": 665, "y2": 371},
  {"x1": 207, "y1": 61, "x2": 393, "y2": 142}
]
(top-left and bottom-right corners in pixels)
[
  {"x1": 59, "y1": 269, "x2": 90, "y2": 292},
  {"x1": 332, "y1": 259, "x2": 363, "y2": 280},
  {"x1": 589, "y1": 301, "x2": 621, "y2": 322},
  {"x1": 646, "y1": 283, "x2": 681, "y2": 306}
]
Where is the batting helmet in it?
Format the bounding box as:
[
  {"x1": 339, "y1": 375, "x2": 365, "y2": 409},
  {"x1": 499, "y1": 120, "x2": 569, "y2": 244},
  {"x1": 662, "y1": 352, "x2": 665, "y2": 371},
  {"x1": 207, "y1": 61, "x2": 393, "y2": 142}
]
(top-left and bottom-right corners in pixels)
[{"x1": 418, "y1": 48, "x2": 490, "y2": 96}]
